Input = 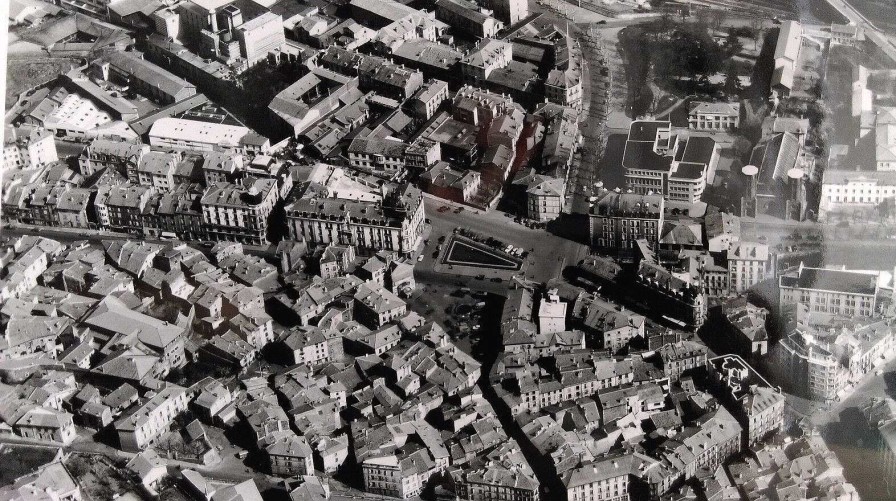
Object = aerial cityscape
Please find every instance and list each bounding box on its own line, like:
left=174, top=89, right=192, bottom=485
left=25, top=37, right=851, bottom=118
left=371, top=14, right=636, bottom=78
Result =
left=2, top=0, right=896, bottom=499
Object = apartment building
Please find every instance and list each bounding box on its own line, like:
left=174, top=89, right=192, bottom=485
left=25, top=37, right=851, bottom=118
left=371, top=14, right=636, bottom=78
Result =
left=3, top=127, right=58, bottom=171
left=435, top=0, right=503, bottom=39
left=659, top=340, right=707, bottom=382
left=135, top=151, right=180, bottom=190
left=286, top=184, right=425, bottom=256
left=78, top=139, right=149, bottom=178
left=116, top=384, right=190, bottom=451
left=526, top=176, right=565, bottom=222
left=588, top=191, right=665, bottom=252
left=354, top=282, right=408, bottom=328
left=201, top=178, right=279, bottom=245
left=94, top=184, right=154, bottom=234
left=459, top=39, right=512, bottom=84
left=482, top=0, right=528, bottom=24
left=347, top=137, right=407, bottom=173
left=564, top=455, right=632, bottom=501
left=727, top=242, right=770, bottom=294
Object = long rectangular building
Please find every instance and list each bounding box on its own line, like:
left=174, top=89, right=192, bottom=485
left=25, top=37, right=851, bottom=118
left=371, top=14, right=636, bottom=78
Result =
left=286, top=184, right=424, bottom=256
left=779, top=265, right=880, bottom=317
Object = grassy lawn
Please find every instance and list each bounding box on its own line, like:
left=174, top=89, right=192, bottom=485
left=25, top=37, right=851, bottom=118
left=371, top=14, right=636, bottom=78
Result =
left=5, top=58, right=72, bottom=110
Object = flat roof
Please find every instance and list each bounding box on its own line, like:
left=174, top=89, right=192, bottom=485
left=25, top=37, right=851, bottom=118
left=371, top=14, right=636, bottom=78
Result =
left=781, top=267, right=878, bottom=295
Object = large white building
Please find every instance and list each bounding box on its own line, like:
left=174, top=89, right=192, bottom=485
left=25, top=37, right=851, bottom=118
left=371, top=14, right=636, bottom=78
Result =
left=622, top=121, right=719, bottom=203
left=234, top=12, right=286, bottom=65
left=727, top=242, right=770, bottom=294
left=564, top=455, right=632, bottom=501
left=148, top=117, right=270, bottom=155
left=820, top=169, right=896, bottom=220
left=3, top=127, right=58, bottom=172
left=688, top=101, right=740, bottom=131
left=779, top=265, right=879, bottom=317
left=116, top=384, right=190, bottom=451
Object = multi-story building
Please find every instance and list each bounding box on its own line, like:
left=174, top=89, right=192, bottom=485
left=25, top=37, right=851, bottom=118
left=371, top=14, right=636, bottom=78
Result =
left=779, top=265, right=879, bottom=317
left=116, top=384, right=190, bottom=451
left=200, top=178, right=278, bottom=245
left=710, top=355, right=785, bottom=448
left=459, top=39, right=512, bottom=84
left=408, top=80, right=450, bottom=120
left=721, top=298, right=769, bottom=358
left=687, top=101, right=740, bottom=131
left=774, top=329, right=848, bottom=402
left=347, top=138, right=407, bottom=174
left=146, top=188, right=204, bottom=240
left=265, top=431, right=314, bottom=477
left=353, top=282, right=407, bottom=328
left=830, top=23, right=863, bottom=45
left=659, top=340, right=707, bottom=382
left=78, top=140, right=149, bottom=178
left=92, top=52, right=196, bottom=105
left=820, top=169, right=896, bottom=220
left=588, top=191, right=664, bottom=253
left=234, top=12, right=286, bottom=65
left=56, top=188, right=93, bottom=229
left=94, top=184, right=154, bottom=234
left=545, top=67, right=583, bottom=112
left=622, top=121, right=718, bottom=203
left=435, top=0, right=503, bottom=39
left=362, top=450, right=438, bottom=499
left=357, top=57, right=424, bottom=100
left=420, top=163, right=480, bottom=203
left=135, top=151, right=179, bottom=190
left=149, top=117, right=270, bottom=156
left=526, top=176, right=565, bottom=222
left=286, top=184, right=425, bottom=256
left=727, top=242, right=769, bottom=294
left=3, top=127, right=58, bottom=171
left=482, top=0, right=528, bottom=24
left=564, top=455, right=632, bottom=501
left=284, top=328, right=331, bottom=366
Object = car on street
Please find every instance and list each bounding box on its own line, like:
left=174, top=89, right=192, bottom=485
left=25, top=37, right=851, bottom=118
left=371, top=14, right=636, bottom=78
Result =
left=438, top=206, right=449, bottom=212
left=454, top=207, right=464, bottom=213
left=475, top=274, right=485, bottom=280
left=417, top=255, right=424, bottom=262
left=491, top=277, right=503, bottom=283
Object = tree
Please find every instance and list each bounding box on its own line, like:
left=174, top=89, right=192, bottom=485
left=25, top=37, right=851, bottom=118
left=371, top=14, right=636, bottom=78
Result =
left=710, top=10, right=727, bottom=31
left=723, top=33, right=744, bottom=58
left=723, top=60, right=742, bottom=96
left=748, top=17, right=764, bottom=50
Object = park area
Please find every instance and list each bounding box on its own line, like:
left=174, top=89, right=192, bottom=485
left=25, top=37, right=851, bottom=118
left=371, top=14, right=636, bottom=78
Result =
left=617, top=15, right=765, bottom=119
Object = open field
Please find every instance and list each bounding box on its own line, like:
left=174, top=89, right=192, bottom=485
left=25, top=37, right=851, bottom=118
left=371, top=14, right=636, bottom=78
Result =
left=5, top=58, right=71, bottom=110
